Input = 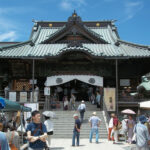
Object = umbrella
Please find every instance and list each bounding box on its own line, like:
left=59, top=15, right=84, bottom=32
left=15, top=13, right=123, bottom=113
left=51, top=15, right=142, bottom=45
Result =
left=0, top=97, right=20, bottom=111
left=0, top=97, right=5, bottom=109
left=140, top=101, right=150, bottom=109
left=121, top=109, right=136, bottom=115
left=42, top=111, right=56, bottom=118
left=20, top=105, right=32, bottom=112
left=0, top=97, right=31, bottom=112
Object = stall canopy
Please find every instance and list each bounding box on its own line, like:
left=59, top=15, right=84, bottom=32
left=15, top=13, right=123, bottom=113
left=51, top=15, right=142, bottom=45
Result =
left=45, top=75, right=103, bottom=87
left=0, top=97, right=31, bottom=112
left=140, top=101, right=150, bottom=109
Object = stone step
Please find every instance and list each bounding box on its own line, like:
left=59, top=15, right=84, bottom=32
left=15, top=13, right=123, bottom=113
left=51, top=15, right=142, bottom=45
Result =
left=44, top=102, right=108, bottom=138
left=53, top=134, right=108, bottom=138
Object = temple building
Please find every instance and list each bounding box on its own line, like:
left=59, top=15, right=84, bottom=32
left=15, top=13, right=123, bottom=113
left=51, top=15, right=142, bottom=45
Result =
left=0, top=11, right=150, bottom=112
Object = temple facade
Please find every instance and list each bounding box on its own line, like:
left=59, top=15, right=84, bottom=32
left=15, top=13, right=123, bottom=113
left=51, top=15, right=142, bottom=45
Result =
left=0, top=12, right=150, bottom=112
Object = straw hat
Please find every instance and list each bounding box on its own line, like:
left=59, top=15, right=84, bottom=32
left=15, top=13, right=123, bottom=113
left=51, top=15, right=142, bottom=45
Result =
left=73, top=114, right=78, bottom=117
left=92, top=112, right=97, bottom=116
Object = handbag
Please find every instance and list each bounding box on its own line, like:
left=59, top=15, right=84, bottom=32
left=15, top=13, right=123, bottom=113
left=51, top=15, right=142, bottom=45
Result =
left=47, top=131, right=53, bottom=135
left=17, top=125, right=26, bottom=133
left=132, top=125, right=137, bottom=144
left=132, top=133, right=136, bottom=144
left=9, top=131, right=18, bottom=150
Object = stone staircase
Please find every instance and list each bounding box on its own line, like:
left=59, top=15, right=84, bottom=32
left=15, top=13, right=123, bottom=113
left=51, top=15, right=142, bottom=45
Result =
left=50, top=102, right=108, bottom=138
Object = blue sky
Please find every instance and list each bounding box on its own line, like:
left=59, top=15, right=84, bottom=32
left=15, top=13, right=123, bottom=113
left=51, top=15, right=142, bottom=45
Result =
left=0, top=0, right=149, bottom=45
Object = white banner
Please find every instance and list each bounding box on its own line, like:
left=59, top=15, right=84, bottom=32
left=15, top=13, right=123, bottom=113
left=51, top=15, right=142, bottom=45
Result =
left=45, top=75, right=103, bottom=87
left=24, top=103, right=39, bottom=120
left=20, top=92, right=27, bottom=102
left=44, top=87, right=50, bottom=96
left=9, top=92, right=16, bottom=102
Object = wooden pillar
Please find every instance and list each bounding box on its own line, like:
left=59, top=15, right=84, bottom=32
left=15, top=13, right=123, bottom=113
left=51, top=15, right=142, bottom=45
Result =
left=115, top=59, right=119, bottom=115
left=32, top=59, right=35, bottom=102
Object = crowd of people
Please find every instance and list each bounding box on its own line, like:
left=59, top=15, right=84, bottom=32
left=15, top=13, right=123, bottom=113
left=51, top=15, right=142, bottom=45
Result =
left=0, top=110, right=54, bottom=150
left=108, top=113, right=150, bottom=149
left=1, top=108, right=150, bottom=150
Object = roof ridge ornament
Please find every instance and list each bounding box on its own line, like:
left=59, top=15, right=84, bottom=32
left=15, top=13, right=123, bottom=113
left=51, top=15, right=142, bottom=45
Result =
left=67, top=10, right=82, bottom=24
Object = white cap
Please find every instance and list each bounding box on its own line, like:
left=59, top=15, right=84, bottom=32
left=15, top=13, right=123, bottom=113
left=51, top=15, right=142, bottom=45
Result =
left=73, top=114, right=78, bottom=117
left=92, top=112, right=97, bottom=115
left=81, top=100, right=84, bottom=103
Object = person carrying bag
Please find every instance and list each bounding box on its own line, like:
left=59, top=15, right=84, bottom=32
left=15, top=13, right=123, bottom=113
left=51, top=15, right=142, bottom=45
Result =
left=9, top=131, right=18, bottom=150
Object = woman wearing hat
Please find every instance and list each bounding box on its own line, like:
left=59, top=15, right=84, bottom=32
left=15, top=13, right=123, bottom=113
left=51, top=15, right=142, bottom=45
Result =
left=127, top=115, right=135, bottom=144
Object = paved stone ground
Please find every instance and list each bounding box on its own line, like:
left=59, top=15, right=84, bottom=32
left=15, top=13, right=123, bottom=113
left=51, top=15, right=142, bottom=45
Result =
left=50, top=139, right=135, bottom=150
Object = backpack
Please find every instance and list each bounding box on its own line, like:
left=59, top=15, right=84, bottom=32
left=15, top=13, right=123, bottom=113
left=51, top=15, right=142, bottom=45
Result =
left=9, top=131, right=18, bottom=150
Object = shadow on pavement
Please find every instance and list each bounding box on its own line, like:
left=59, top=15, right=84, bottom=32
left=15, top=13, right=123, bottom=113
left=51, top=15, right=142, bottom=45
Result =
left=122, top=145, right=136, bottom=150
left=114, top=143, right=124, bottom=145
left=51, top=147, right=64, bottom=150
left=78, top=144, right=86, bottom=147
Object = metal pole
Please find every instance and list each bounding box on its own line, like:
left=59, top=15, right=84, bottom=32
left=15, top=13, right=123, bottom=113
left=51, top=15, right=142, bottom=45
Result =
left=116, top=59, right=118, bottom=115
left=20, top=111, right=24, bottom=145
left=32, top=59, right=35, bottom=102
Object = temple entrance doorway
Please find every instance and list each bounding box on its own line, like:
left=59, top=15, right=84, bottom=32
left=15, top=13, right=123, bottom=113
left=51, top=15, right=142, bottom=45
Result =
left=51, top=79, right=102, bottom=102
left=45, top=75, right=103, bottom=102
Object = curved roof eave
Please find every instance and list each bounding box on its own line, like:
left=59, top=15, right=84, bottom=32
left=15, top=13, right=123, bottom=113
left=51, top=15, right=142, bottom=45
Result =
left=0, top=40, right=32, bottom=50
left=118, top=39, right=149, bottom=49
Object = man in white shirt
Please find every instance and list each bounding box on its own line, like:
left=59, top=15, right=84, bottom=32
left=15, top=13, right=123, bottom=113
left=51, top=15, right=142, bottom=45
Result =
left=89, top=112, right=101, bottom=143
left=78, top=101, right=86, bottom=123
left=44, top=116, right=54, bottom=149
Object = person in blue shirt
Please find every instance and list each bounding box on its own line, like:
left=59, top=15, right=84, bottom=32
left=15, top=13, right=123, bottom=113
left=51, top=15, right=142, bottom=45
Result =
left=72, top=114, right=81, bottom=146
left=89, top=112, right=101, bottom=143
left=27, top=110, right=47, bottom=150
left=0, top=131, right=10, bottom=150
left=134, top=115, right=149, bottom=150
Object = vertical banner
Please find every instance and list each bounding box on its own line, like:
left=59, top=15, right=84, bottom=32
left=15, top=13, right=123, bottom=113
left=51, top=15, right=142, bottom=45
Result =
left=9, top=92, right=16, bottom=102
left=30, top=92, right=38, bottom=102
left=20, top=92, right=27, bottom=102
left=104, top=88, right=116, bottom=111
left=44, top=87, right=50, bottom=96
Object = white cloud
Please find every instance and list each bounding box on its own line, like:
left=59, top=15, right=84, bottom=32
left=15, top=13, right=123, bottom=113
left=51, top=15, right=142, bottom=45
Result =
left=60, top=0, right=86, bottom=11
left=124, top=1, right=143, bottom=20
left=0, top=31, right=17, bottom=41
left=0, top=6, right=35, bottom=42
left=61, top=0, right=72, bottom=10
